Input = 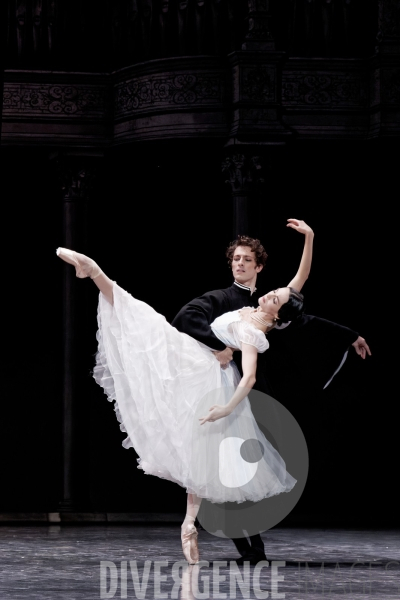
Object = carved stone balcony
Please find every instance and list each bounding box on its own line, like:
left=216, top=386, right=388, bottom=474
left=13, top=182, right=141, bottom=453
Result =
left=1, top=0, right=399, bottom=145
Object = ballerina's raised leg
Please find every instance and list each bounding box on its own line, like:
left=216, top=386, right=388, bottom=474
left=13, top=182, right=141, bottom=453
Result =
left=57, top=248, right=202, bottom=564
left=56, top=248, right=114, bottom=305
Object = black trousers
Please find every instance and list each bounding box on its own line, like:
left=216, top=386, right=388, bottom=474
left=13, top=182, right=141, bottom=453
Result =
left=231, top=533, right=265, bottom=557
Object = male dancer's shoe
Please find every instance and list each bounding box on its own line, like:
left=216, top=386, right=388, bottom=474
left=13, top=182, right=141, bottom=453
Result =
left=232, top=534, right=267, bottom=564
left=56, top=248, right=102, bottom=279
left=235, top=551, right=268, bottom=565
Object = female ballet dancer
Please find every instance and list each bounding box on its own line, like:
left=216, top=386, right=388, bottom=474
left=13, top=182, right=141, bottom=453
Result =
left=56, top=219, right=312, bottom=564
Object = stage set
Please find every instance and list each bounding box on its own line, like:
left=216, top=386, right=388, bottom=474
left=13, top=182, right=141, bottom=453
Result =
left=1, top=0, right=399, bottom=598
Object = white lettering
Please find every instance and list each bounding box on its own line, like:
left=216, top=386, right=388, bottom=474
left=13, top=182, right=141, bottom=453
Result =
left=212, top=561, right=228, bottom=599
left=253, top=560, right=269, bottom=599
left=154, top=560, right=169, bottom=599
left=100, top=561, right=118, bottom=599
left=170, top=561, right=187, bottom=599
left=271, top=561, right=285, bottom=599
left=192, top=561, right=210, bottom=599
left=129, top=560, right=151, bottom=600
left=120, top=561, right=127, bottom=599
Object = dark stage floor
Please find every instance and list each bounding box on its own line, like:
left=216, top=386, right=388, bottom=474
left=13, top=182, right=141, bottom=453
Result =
left=1, top=525, right=399, bottom=599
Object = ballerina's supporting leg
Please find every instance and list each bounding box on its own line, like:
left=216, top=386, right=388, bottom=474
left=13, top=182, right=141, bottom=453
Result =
left=181, top=493, right=202, bottom=564
left=56, top=248, right=114, bottom=305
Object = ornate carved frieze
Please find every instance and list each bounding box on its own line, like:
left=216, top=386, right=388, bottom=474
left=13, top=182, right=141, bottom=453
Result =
left=282, top=70, right=365, bottom=108
left=241, top=66, right=275, bottom=102
left=369, top=63, right=381, bottom=108
left=228, top=51, right=289, bottom=138
left=1, top=53, right=397, bottom=144
left=382, top=68, right=400, bottom=103
left=3, top=83, right=107, bottom=118
left=114, top=72, right=223, bottom=119
left=378, top=0, right=400, bottom=37
left=221, top=154, right=264, bottom=193
left=53, top=154, right=102, bottom=200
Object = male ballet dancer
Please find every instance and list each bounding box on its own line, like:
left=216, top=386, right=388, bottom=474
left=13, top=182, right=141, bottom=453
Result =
left=171, top=230, right=370, bottom=563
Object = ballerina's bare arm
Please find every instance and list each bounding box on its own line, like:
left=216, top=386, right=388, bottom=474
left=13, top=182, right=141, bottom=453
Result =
left=284, top=223, right=372, bottom=360
left=199, top=343, right=258, bottom=425
left=286, top=218, right=314, bottom=292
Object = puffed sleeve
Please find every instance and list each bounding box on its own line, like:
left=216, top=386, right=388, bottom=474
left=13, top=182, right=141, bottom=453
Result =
left=229, top=320, right=269, bottom=353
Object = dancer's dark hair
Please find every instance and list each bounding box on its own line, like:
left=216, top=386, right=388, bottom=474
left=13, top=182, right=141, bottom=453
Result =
left=226, top=236, right=268, bottom=268
left=276, top=287, right=304, bottom=325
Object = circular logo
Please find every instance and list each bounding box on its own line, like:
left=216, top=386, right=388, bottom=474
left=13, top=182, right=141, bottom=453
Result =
left=191, top=386, right=309, bottom=538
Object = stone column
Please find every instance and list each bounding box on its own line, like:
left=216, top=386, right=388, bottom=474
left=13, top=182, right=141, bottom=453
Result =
left=54, top=152, right=100, bottom=512
left=224, top=0, right=289, bottom=238
left=228, top=0, right=289, bottom=141
left=371, top=0, right=400, bottom=137
left=222, top=153, right=265, bottom=238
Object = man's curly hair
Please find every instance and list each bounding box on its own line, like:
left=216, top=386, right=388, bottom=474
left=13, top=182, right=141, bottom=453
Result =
left=226, top=235, right=268, bottom=268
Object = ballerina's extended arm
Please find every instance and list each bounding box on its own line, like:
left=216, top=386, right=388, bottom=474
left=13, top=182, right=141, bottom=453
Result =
left=285, top=218, right=314, bottom=292
left=199, top=343, right=258, bottom=425
left=283, top=223, right=371, bottom=358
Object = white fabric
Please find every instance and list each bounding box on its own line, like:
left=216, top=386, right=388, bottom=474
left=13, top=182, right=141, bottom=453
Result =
left=211, top=310, right=269, bottom=352
left=323, top=350, right=349, bottom=389
left=93, top=283, right=296, bottom=504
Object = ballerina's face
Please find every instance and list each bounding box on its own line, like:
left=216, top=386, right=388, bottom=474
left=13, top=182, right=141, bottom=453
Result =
left=258, top=288, right=290, bottom=317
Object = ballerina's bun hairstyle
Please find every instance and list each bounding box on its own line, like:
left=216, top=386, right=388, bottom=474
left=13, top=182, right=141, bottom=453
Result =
left=226, top=235, right=268, bottom=268
left=276, top=287, right=304, bottom=325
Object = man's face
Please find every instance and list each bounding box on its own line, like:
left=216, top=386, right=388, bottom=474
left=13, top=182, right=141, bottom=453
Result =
left=231, top=245, right=263, bottom=285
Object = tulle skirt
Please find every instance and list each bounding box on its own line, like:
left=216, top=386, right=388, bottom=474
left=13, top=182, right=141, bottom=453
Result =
left=93, top=283, right=296, bottom=503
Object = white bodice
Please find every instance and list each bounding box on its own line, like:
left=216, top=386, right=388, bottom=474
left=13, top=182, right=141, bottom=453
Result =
left=211, top=309, right=269, bottom=353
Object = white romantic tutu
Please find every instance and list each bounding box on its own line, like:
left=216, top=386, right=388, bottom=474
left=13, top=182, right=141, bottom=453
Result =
left=93, top=283, right=296, bottom=504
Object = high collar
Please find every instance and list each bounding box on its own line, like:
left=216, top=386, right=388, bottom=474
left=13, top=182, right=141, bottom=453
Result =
left=233, top=281, right=257, bottom=296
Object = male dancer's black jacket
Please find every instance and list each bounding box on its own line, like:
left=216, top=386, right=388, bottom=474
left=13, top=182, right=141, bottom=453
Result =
left=171, top=282, right=358, bottom=559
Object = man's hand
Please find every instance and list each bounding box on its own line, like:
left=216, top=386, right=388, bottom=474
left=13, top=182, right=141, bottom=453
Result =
left=352, top=336, right=371, bottom=359
left=213, top=347, right=234, bottom=368
left=199, top=404, right=231, bottom=425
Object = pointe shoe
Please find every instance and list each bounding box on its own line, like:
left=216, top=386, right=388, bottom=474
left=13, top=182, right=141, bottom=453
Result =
left=181, top=518, right=199, bottom=565
left=56, top=248, right=102, bottom=279
left=190, top=528, right=200, bottom=564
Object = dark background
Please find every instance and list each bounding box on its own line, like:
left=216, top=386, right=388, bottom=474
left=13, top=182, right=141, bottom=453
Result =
left=0, top=136, right=394, bottom=525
